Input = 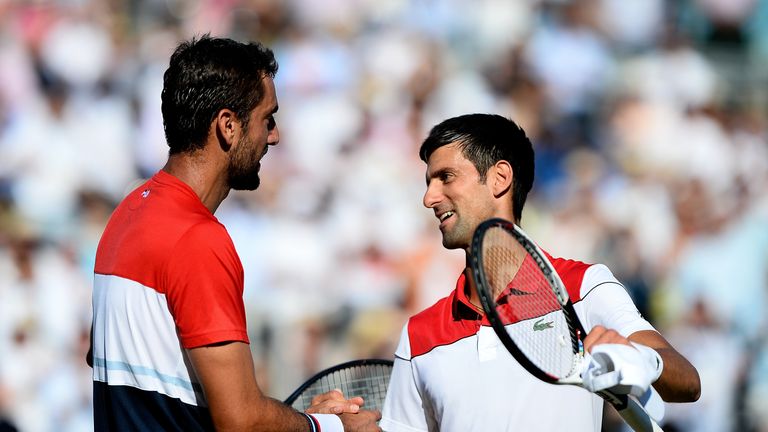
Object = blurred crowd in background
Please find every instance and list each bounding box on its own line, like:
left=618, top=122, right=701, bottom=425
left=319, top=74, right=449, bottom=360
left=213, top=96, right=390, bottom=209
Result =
left=0, top=0, right=767, bottom=431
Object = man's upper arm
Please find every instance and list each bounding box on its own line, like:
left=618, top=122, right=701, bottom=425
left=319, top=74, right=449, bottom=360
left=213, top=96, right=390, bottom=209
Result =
left=380, top=324, right=429, bottom=432
left=165, top=223, right=249, bottom=349
left=579, top=264, right=654, bottom=336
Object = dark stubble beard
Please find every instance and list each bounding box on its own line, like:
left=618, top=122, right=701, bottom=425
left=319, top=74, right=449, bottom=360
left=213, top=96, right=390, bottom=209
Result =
left=441, top=215, right=472, bottom=250
left=227, top=133, right=262, bottom=191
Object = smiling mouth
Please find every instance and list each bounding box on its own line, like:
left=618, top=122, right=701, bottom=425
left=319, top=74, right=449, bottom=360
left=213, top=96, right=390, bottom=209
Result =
left=437, top=211, right=455, bottom=230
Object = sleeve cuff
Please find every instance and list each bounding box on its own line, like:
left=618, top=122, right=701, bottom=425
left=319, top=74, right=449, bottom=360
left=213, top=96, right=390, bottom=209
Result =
left=308, top=413, right=344, bottom=432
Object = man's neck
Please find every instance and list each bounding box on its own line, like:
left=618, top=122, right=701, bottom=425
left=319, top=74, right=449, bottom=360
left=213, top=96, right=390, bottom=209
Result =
left=462, top=264, right=485, bottom=313
left=162, top=153, right=229, bottom=214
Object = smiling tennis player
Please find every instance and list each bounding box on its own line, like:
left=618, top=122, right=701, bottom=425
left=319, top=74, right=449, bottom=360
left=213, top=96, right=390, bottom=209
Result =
left=380, top=114, right=700, bottom=432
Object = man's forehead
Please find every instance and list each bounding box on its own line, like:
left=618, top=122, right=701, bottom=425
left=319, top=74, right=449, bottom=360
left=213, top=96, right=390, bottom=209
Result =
left=427, top=142, right=466, bottom=166
left=259, top=77, right=278, bottom=111
left=426, top=145, right=476, bottom=180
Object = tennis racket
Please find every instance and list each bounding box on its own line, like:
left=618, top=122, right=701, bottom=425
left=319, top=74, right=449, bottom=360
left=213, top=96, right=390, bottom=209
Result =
left=469, top=218, right=663, bottom=432
left=285, top=359, right=394, bottom=412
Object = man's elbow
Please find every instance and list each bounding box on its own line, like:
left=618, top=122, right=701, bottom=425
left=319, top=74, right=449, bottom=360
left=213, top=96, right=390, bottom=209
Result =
left=657, top=369, right=701, bottom=403
left=681, top=366, right=702, bottom=402
left=686, top=372, right=702, bottom=402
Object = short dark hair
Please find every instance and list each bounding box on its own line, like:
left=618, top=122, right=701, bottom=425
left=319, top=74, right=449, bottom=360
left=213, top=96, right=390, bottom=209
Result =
left=419, top=114, right=535, bottom=222
left=161, top=35, right=278, bottom=154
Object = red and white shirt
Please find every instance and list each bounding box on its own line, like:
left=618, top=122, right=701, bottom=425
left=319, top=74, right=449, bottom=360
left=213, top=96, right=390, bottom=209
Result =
left=380, top=257, right=654, bottom=432
left=91, top=170, right=248, bottom=430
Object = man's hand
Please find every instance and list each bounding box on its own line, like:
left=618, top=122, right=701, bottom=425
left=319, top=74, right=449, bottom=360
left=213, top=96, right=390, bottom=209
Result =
left=581, top=326, right=663, bottom=396
left=339, top=410, right=382, bottom=432
left=582, top=343, right=661, bottom=397
left=306, top=389, right=364, bottom=414
left=583, top=325, right=631, bottom=352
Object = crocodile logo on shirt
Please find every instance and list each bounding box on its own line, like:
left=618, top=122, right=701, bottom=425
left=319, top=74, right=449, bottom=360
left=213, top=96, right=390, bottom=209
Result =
left=533, top=318, right=554, bottom=331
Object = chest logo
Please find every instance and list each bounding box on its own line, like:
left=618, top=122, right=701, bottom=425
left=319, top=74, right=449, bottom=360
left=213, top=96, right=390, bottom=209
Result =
left=533, top=318, right=554, bottom=331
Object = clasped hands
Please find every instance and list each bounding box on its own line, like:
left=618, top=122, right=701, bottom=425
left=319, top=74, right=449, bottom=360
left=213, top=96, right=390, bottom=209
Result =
left=306, top=389, right=365, bottom=415
left=306, top=389, right=382, bottom=431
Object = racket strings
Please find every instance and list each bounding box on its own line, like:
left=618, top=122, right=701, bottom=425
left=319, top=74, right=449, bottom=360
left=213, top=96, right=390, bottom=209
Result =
left=481, top=227, right=578, bottom=379
left=292, top=364, right=392, bottom=412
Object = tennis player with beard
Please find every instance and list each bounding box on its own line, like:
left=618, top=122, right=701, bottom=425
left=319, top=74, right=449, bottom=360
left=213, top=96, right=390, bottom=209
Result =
left=88, top=35, right=380, bottom=432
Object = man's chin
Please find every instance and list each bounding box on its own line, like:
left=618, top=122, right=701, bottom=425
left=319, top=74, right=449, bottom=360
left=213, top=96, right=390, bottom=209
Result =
left=441, top=236, right=465, bottom=250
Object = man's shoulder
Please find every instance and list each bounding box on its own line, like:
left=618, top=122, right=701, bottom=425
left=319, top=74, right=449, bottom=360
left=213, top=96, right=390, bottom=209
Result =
left=406, top=294, right=477, bottom=358
left=547, top=254, right=622, bottom=303
left=95, top=177, right=230, bottom=280
left=108, top=174, right=224, bottom=239
left=410, top=293, right=453, bottom=324
left=547, top=254, right=594, bottom=302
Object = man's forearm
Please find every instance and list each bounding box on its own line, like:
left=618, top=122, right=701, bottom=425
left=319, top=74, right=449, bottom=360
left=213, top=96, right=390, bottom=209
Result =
left=653, top=347, right=701, bottom=402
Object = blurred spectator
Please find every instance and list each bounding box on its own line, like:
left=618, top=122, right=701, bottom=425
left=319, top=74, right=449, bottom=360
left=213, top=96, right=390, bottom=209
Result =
left=0, top=0, right=766, bottom=430
left=663, top=300, right=744, bottom=432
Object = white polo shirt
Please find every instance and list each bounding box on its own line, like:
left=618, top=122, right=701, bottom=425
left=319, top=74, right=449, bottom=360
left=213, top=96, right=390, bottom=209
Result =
left=381, top=256, right=655, bottom=432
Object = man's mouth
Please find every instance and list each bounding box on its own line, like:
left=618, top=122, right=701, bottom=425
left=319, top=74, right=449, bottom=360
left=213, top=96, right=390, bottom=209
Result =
left=438, top=211, right=455, bottom=225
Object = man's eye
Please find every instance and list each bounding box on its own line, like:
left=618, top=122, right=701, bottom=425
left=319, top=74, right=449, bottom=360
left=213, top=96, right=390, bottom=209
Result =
left=267, top=115, right=276, bottom=130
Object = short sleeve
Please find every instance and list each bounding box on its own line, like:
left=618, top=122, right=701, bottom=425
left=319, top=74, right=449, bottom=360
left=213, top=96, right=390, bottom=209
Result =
left=579, top=264, right=656, bottom=337
left=164, top=222, right=249, bottom=348
left=381, top=324, right=430, bottom=432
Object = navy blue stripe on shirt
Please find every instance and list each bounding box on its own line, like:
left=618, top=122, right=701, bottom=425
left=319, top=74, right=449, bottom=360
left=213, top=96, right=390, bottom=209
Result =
left=93, top=381, right=213, bottom=431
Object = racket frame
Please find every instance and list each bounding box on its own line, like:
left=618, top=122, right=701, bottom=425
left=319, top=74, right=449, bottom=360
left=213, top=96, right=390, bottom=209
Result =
left=284, top=358, right=394, bottom=410
left=471, top=218, right=586, bottom=383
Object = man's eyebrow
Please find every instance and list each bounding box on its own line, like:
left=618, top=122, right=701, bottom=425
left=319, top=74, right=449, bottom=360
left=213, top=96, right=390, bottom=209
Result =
left=271, top=104, right=279, bottom=114
left=425, top=167, right=450, bottom=185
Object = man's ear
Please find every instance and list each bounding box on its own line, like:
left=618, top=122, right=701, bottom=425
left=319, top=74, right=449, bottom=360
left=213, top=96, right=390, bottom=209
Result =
left=490, top=160, right=513, bottom=198
left=214, top=109, right=238, bottom=150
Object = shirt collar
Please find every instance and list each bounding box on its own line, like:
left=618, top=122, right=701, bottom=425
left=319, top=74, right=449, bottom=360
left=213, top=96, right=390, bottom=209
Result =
left=451, top=271, right=483, bottom=321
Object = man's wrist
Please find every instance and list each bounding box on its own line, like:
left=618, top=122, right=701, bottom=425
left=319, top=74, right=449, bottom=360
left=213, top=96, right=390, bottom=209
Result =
left=305, top=413, right=345, bottom=432
left=302, top=413, right=318, bottom=432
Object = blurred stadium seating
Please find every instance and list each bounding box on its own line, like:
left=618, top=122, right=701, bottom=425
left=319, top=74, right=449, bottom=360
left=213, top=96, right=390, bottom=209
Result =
left=0, top=1, right=767, bottom=430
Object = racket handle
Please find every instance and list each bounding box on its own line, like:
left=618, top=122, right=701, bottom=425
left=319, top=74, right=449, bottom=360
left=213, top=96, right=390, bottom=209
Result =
left=615, top=395, right=664, bottom=432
